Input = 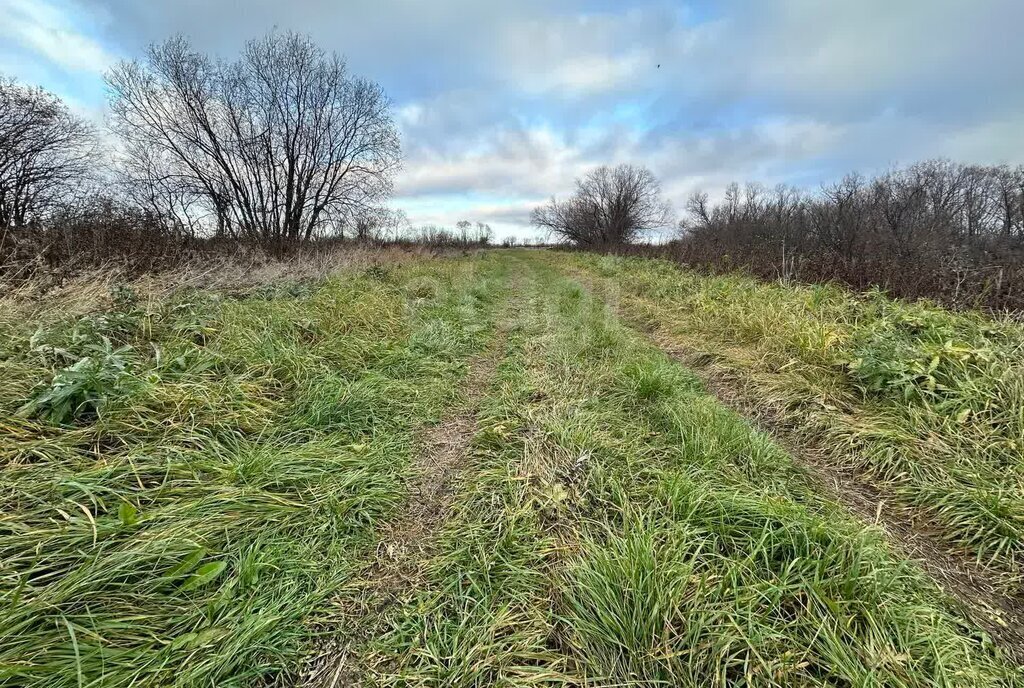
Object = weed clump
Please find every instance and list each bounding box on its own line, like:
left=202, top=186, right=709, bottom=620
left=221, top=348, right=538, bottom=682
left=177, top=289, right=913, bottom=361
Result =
left=18, top=338, right=139, bottom=424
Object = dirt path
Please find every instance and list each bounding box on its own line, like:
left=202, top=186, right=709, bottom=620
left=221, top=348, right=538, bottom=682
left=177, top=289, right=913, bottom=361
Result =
left=301, top=288, right=519, bottom=687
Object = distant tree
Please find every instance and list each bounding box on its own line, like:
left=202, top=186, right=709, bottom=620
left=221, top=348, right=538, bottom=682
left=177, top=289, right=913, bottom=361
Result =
left=379, top=208, right=410, bottom=243
left=994, top=165, right=1024, bottom=239
left=813, top=173, right=870, bottom=265
left=107, top=31, right=401, bottom=247
left=475, top=221, right=493, bottom=245
left=0, top=77, right=96, bottom=228
left=532, top=164, right=672, bottom=247
left=350, top=206, right=409, bottom=243
left=683, top=191, right=712, bottom=232
left=872, top=168, right=927, bottom=258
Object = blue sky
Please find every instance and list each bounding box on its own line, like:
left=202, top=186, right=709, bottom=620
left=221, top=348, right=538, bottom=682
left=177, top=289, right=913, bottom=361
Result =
left=2, top=0, right=1023, bottom=240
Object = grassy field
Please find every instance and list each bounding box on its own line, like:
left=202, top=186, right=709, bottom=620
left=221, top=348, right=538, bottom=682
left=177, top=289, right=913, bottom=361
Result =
left=552, top=253, right=1024, bottom=592
left=2, top=249, right=1022, bottom=686
left=0, top=255, right=511, bottom=686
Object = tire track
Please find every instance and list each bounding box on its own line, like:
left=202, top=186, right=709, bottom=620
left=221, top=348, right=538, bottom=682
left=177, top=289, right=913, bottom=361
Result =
left=652, top=333, right=1024, bottom=666
left=301, top=280, right=522, bottom=687
left=572, top=270, right=1024, bottom=666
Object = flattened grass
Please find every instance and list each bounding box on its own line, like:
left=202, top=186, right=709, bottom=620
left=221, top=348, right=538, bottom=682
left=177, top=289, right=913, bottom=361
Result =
left=0, top=255, right=510, bottom=686
left=374, top=256, right=1020, bottom=686
left=370, top=273, right=567, bottom=685
left=554, top=251, right=1024, bottom=590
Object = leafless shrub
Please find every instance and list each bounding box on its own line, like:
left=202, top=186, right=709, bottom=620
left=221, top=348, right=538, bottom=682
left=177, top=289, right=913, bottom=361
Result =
left=403, top=220, right=494, bottom=249
left=670, top=160, right=1024, bottom=309
left=532, top=164, right=673, bottom=247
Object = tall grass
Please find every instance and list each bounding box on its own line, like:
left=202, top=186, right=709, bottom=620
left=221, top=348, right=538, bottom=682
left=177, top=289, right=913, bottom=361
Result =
left=5, top=249, right=1020, bottom=686
left=369, top=268, right=568, bottom=684
left=372, top=255, right=1019, bottom=686
left=557, top=251, right=1024, bottom=590
left=0, top=255, right=510, bottom=686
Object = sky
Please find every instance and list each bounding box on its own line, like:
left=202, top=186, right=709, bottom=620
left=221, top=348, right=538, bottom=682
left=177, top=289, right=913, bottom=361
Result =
left=2, top=0, right=1023, bottom=241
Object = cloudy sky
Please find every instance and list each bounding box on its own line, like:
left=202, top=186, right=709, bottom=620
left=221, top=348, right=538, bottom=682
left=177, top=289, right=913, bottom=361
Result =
left=2, top=0, right=1022, bottom=239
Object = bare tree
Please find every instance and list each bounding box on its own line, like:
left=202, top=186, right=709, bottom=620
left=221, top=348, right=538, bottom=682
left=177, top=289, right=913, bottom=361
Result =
left=107, top=32, right=401, bottom=247
left=532, top=164, right=672, bottom=247
left=531, top=191, right=602, bottom=246
left=475, top=221, right=493, bottom=245
left=813, top=173, right=869, bottom=265
left=994, top=165, right=1024, bottom=239
left=683, top=191, right=712, bottom=232
left=872, top=168, right=926, bottom=257
left=0, top=77, right=96, bottom=228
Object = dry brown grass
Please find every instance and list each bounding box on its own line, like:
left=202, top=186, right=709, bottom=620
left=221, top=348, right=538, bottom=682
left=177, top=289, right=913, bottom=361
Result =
left=0, top=243, right=424, bottom=319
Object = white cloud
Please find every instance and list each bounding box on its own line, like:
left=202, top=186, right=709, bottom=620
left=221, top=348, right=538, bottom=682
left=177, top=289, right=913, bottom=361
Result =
left=527, top=52, right=648, bottom=95
left=395, top=103, right=425, bottom=127
left=391, top=112, right=847, bottom=240
left=396, top=125, right=585, bottom=198
left=0, top=0, right=117, bottom=75
left=393, top=196, right=544, bottom=240
left=941, top=114, right=1024, bottom=165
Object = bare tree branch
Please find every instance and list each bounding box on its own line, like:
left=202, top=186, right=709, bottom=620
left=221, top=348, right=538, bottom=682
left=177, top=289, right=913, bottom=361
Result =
left=106, top=31, right=401, bottom=247
left=0, top=77, right=96, bottom=228
left=532, top=164, right=673, bottom=247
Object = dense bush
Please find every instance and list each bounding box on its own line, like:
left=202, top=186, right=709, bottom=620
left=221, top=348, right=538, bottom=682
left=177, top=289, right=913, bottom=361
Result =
left=658, top=160, right=1024, bottom=309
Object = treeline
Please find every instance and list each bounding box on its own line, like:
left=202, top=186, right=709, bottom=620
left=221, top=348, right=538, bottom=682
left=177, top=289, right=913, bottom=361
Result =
left=1, top=31, right=424, bottom=280
left=672, top=160, right=1024, bottom=308
left=534, top=160, right=1024, bottom=309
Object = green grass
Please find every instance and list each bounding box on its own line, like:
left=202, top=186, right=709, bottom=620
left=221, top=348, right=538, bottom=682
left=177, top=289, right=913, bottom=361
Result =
left=0, top=255, right=511, bottom=686
left=551, top=251, right=1024, bottom=591
left=3, top=249, right=1021, bottom=687
left=370, top=255, right=1019, bottom=687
